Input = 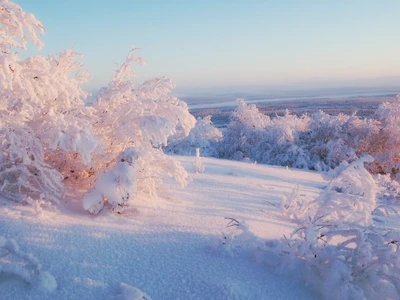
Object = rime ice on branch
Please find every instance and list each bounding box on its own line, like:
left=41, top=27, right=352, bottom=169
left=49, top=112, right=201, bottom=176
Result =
left=0, top=1, right=195, bottom=212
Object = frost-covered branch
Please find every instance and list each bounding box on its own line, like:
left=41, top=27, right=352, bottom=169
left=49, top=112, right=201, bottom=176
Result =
left=0, top=0, right=44, bottom=52
left=0, top=2, right=195, bottom=213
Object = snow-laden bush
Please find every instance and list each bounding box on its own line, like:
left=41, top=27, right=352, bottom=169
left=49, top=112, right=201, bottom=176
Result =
left=0, top=1, right=94, bottom=203
left=212, top=157, right=400, bottom=299
left=0, top=236, right=57, bottom=292
left=372, top=95, right=400, bottom=177
left=256, top=110, right=311, bottom=168
left=165, top=115, right=222, bottom=157
left=320, top=156, right=376, bottom=226
left=83, top=148, right=137, bottom=214
left=210, top=218, right=262, bottom=258
left=370, top=173, right=400, bottom=223
left=281, top=183, right=313, bottom=222
left=303, top=111, right=380, bottom=171
left=277, top=156, right=400, bottom=299
left=217, top=99, right=271, bottom=160
left=0, top=1, right=195, bottom=213
left=279, top=221, right=400, bottom=299
left=84, top=48, right=195, bottom=213
left=218, top=99, right=381, bottom=172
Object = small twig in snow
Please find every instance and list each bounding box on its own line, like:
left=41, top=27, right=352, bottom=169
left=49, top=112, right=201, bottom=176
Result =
left=264, top=200, right=276, bottom=207
left=225, top=217, right=240, bottom=227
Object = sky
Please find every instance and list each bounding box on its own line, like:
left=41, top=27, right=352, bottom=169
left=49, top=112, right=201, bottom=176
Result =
left=14, top=0, right=400, bottom=94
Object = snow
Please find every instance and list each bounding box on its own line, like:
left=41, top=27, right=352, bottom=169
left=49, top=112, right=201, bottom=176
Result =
left=38, top=272, right=57, bottom=293
left=0, top=156, right=326, bottom=299
left=82, top=189, right=104, bottom=215
left=2, top=2, right=400, bottom=299
left=111, top=282, right=152, bottom=300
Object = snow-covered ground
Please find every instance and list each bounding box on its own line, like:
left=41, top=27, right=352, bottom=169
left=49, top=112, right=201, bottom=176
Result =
left=0, top=156, right=327, bottom=300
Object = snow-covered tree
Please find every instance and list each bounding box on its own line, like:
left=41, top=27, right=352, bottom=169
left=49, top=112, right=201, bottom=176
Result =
left=258, top=110, right=310, bottom=168
left=218, top=99, right=381, bottom=172
left=83, top=47, right=196, bottom=213
left=218, top=99, right=271, bottom=160
left=165, top=115, right=222, bottom=156
left=373, top=95, right=400, bottom=177
left=0, top=1, right=96, bottom=203
left=0, top=0, right=44, bottom=52
left=0, top=1, right=196, bottom=213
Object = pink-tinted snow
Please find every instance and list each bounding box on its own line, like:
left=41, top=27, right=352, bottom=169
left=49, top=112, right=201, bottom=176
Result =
left=0, top=157, right=326, bottom=299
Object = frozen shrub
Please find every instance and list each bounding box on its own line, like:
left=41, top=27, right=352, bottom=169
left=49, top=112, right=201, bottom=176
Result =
left=232, top=98, right=271, bottom=129
left=281, top=184, right=315, bottom=222
left=275, top=157, right=400, bottom=299
left=0, top=1, right=95, bottom=202
left=194, top=148, right=205, bottom=173
left=279, top=216, right=400, bottom=299
left=165, top=115, right=222, bottom=156
left=319, top=156, right=376, bottom=226
left=214, top=157, right=395, bottom=299
left=304, top=111, right=380, bottom=171
left=372, top=95, right=400, bottom=177
left=218, top=99, right=271, bottom=160
left=83, top=148, right=138, bottom=214
left=218, top=99, right=381, bottom=172
left=83, top=47, right=195, bottom=213
left=0, top=126, right=64, bottom=203
left=0, top=1, right=196, bottom=213
left=210, top=218, right=262, bottom=258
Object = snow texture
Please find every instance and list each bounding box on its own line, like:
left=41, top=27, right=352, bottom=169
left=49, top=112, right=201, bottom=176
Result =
left=0, top=235, right=57, bottom=293
left=0, top=156, right=324, bottom=299
left=110, top=282, right=151, bottom=300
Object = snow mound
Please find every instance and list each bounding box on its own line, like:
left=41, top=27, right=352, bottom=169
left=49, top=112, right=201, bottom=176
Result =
left=110, top=282, right=151, bottom=300
left=0, top=236, right=57, bottom=292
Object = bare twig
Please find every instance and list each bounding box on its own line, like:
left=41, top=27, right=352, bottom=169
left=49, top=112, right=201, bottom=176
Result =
left=224, top=217, right=240, bottom=227
left=264, top=200, right=276, bottom=207
left=283, top=234, right=291, bottom=248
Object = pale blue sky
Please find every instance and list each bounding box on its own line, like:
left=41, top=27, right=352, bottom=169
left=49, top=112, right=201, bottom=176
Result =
left=16, top=0, right=400, bottom=93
